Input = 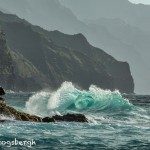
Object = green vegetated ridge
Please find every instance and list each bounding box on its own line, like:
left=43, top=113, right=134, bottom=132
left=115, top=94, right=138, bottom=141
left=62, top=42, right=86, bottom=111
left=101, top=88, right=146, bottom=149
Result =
left=0, top=11, right=134, bottom=93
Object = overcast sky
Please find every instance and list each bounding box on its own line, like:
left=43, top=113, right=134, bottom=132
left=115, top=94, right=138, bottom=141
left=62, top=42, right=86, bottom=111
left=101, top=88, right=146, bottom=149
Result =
left=129, top=0, right=150, bottom=4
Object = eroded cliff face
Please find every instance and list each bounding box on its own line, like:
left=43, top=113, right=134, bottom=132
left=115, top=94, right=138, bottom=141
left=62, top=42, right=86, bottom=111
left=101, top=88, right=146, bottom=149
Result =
left=37, top=30, right=134, bottom=93
left=0, top=21, right=114, bottom=91
left=0, top=11, right=134, bottom=93
left=0, top=26, right=113, bottom=92
left=0, top=29, right=50, bottom=91
left=0, top=30, right=15, bottom=89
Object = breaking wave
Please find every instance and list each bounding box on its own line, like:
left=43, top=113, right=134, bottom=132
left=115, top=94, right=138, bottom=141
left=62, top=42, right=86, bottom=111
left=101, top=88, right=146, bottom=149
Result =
left=25, top=82, right=134, bottom=116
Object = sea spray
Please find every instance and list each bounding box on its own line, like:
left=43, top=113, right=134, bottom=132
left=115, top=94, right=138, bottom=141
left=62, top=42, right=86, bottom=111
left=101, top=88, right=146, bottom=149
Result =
left=47, top=82, right=79, bottom=110
left=0, top=115, right=15, bottom=121
left=25, top=82, right=134, bottom=116
left=25, top=91, right=51, bottom=116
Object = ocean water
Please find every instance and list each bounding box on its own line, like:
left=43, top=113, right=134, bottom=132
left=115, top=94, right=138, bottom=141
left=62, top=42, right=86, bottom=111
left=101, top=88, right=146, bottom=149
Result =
left=1, top=82, right=150, bottom=150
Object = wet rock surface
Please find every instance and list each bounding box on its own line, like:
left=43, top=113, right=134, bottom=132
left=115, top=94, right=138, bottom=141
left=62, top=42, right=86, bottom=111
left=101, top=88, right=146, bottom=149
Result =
left=42, top=114, right=88, bottom=123
left=0, top=100, right=88, bottom=123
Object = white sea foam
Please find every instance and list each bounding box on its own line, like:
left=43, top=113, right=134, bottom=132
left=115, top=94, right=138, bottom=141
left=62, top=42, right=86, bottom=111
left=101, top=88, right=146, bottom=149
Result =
left=25, top=82, right=134, bottom=116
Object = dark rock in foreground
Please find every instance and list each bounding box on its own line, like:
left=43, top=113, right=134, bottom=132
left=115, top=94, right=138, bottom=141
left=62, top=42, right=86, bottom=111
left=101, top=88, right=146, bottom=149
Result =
left=0, top=102, right=42, bottom=122
left=42, top=114, right=88, bottom=123
left=0, top=87, right=5, bottom=95
left=0, top=101, right=88, bottom=123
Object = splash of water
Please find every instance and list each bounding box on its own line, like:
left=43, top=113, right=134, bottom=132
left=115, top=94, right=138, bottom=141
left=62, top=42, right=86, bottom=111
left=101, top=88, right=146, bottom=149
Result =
left=25, top=82, right=134, bottom=116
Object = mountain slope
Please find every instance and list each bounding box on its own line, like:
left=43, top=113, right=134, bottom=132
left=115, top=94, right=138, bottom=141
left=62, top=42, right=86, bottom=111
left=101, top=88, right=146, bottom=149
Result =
left=0, top=11, right=134, bottom=93
left=85, top=18, right=150, bottom=93
left=0, top=22, right=114, bottom=91
left=61, top=0, right=150, bottom=32
left=34, top=29, right=134, bottom=93
left=0, top=0, right=87, bottom=34
left=60, top=0, right=150, bottom=94
left=0, top=0, right=145, bottom=93
left=0, top=29, right=50, bottom=91
left=0, top=30, right=14, bottom=89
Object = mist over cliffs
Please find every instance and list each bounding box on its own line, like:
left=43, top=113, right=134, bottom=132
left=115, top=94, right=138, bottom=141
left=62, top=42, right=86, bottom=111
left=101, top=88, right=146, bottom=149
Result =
left=0, top=0, right=86, bottom=34
left=61, top=0, right=150, bottom=32
left=60, top=0, right=150, bottom=94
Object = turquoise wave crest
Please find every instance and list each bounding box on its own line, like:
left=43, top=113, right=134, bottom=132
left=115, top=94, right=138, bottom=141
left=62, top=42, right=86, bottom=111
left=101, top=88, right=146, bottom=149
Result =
left=25, top=82, right=134, bottom=116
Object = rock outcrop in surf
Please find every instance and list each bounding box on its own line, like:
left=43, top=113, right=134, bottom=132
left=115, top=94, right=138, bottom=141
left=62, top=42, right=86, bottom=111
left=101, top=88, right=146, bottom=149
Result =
left=0, top=86, right=5, bottom=95
left=0, top=99, right=88, bottom=123
left=42, top=114, right=88, bottom=123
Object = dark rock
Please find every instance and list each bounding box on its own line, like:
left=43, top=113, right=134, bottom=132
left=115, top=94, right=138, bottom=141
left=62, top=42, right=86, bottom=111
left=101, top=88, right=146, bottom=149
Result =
left=20, top=114, right=29, bottom=121
left=30, top=115, right=42, bottom=122
left=42, top=117, right=55, bottom=123
left=0, top=87, right=5, bottom=95
left=0, top=103, right=40, bottom=122
left=52, top=115, right=64, bottom=121
left=0, top=120, right=5, bottom=123
left=52, top=113, right=88, bottom=123
left=0, top=102, right=88, bottom=123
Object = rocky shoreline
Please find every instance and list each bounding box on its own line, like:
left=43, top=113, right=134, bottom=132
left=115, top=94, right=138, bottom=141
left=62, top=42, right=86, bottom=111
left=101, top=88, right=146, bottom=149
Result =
left=0, top=100, right=88, bottom=123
